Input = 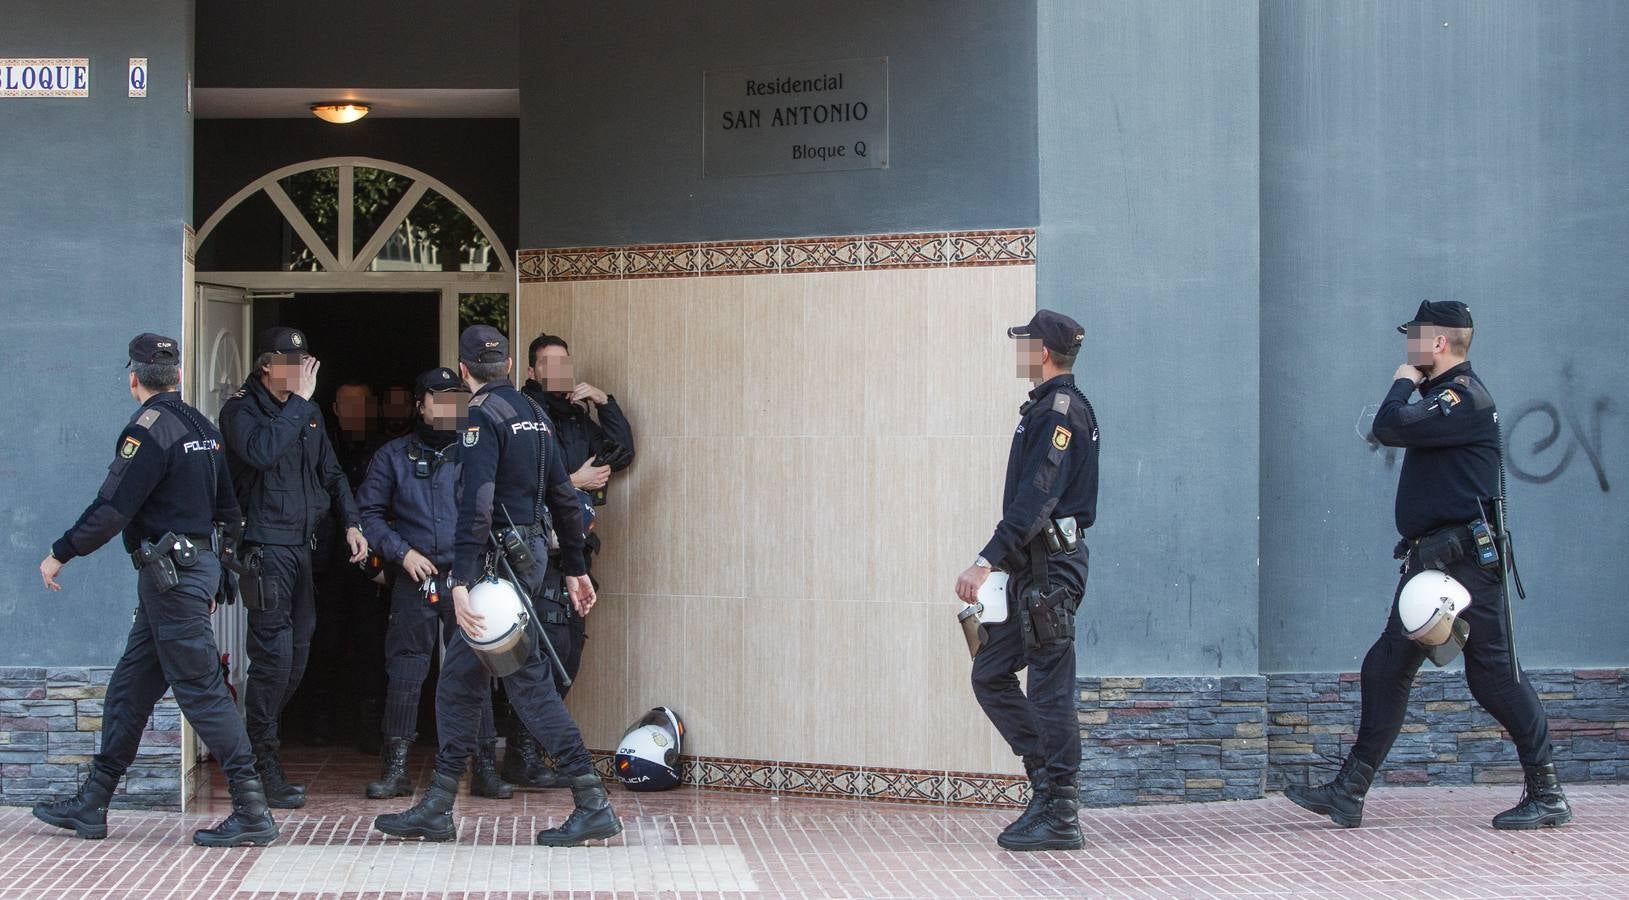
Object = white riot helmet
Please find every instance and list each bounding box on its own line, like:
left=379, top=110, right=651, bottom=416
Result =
left=1398, top=569, right=1471, bottom=665
left=462, top=576, right=534, bottom=677
left=615, top=707, right=684, bottom=791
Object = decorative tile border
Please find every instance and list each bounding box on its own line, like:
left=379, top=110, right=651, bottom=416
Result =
left=586, top=750, right=1029, bottom=808
left=517, top=228, right=1036, bottom=282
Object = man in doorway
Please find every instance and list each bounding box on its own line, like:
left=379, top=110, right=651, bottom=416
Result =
left=1284, top=301, right=1570, bottom=831
left=955, top=309, right=1099, bottom=852
left=33, top=333, right=277, bottom=847
left=220, top=327, right=369, bottom=809
left=374, top=326, right=619, bottom=846
left=357, top=366, right=511, bottom=801
left=504, top=332, right=635, bottom=788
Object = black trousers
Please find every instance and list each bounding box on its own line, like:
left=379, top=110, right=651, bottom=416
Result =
left=1351, top=552, right=1553, bottom=769
left=95, top=551, right=258, bottom=787
left=971, top=547, right=1088, bottom=789
left=382, top=573, right=494, bottom=741
left=435, top=542, right=592, bottom=780
left=243, top=542, right=315, bottom=750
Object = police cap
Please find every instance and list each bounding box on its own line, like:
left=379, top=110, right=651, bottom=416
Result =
left=127, top=332, right=180, bottom=366
left=1007, top=309, right=1085, bottom=356
left=414, top=366, right=468, bottom=398
left=459, top=325, right=509, bottom=364
left=1397, top=300, right=1473, bottom=334
left=257, top=326, right=310, bottom=356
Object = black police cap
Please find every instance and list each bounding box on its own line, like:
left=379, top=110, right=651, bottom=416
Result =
left=257, top=326, right=310, bottom=356
left=414, top=366, right=468, bottom=397
left=1007, top=309, right=1085, bottom=355
left=1398, top=300, right=1473, bottom=334
left=127, top=332, right=180, bottom=366
left=459, top=325, right=509, bottom=364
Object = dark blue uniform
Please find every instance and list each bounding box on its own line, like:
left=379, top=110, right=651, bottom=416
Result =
left=440, top=381, right=591, bottom=781
left=972, top=374, right=1100, bottom=791
left=1352, top=363, right=1552, bottom=769
left=219, top=375, right=360, bottom=752
left=52, top=392, right=259, bottom=789
left=357, top=430, right=496, bottom=742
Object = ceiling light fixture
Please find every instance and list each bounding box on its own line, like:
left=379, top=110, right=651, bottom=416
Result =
left=310, top=102, right=370, bottom=124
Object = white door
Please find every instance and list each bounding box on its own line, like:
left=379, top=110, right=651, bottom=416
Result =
left=188, top=285, right=252, bottom=792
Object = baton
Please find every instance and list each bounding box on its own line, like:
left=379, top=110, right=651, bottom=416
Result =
left=489, top=533, right=572, bottom=689
left=1491, top=494, right=1520, bottom=685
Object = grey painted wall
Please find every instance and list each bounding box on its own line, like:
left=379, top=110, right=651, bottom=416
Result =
left=1260, top=1, right=1629, bottom=671
left=519, top=0, right=1038, bottom=247
left=1037, top=1, right=1263, bottom=675
left=195, top=0, right=516, bottom=89
left=0, top=1, right=195, bottom=666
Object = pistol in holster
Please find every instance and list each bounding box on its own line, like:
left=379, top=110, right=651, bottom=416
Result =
left=222, top=543, right=268, bottom=610
left=1020, top=519, right=1081, bottom=649
left=131, top=532, right=199, bottom=594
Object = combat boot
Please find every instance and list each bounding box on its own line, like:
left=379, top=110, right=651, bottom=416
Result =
left=997, top=784, right=1084, bottom=851
left=32, top=768, right=118, bottom=840
left=500, top=729, right=549, bottom=786
left=1285, top=755, right=1375, bottom=828
left=254, top=745, right=306, bottom=809
left=1493, top=763, right=1573, bottom=830
left=193, top=778, right=279, bottom=847
left=998, top=764, right=1051, bottom=846
left=535, top=772, right=622, bottom=846
left=470, top=739, right=514, bottom=799
left=366, top=737, right=414, bottom=799
left=374, top=770, right=459, bottom=841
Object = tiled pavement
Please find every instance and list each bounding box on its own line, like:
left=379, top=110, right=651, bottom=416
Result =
left=2, top=748, right=1627, bottom=898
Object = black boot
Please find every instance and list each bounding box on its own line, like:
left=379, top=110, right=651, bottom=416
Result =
left=470, top=739, right=514, bottom=799
left=374, top=770, right=459, bottom=841
left=997, top=784, right=1083, bottom=851
left=366, top=737, right=414, bottom=800
left=193, top=778, right=280, bottom=847
left=535, top=773, right=622, bottom=846
left=1493, top=762, right=1573, bottom=830
left=1285, top=756, right=1376, bottom=828
left=254, top=745, right=307, bottom=809
left=32, top=768, right=117, bottom=840
left=998, top=766, right=1051, bottom=845
left=502, top=730, right=570, bottom=788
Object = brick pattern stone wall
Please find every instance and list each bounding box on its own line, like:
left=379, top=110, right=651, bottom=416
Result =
left=0, top=667, right=182, bottom=810
left=1077, top=676, right=1268, bottom=807
left=1267, top=668, right=1629, bottom=791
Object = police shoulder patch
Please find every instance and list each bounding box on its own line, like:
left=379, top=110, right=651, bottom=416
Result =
left=119, top=436, right=141, bottom=459
left=1052, top=425, right=1072, bottom=451
left=1437, top=388, right=1461, bottom=409
left=134, top=408, right=162, bottom=430
left=462, top=427, right=480, bottom=447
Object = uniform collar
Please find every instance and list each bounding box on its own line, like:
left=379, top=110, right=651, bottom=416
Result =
left=140, top=390, right=179, bottom=409
left=474, top=380, right=507, bottom=398
left=1027, top=373, right=1076, bottom=402
left=1423, top=361, right=1473, bottom=392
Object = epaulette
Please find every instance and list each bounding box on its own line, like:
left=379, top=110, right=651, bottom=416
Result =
left=130, top=406, right=189, bottom=449
left=1052, top=392, right=1071, bottom=415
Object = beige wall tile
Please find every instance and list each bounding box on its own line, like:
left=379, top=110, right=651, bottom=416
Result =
left=861, top=267, right=995, bottom=438
left=562, top=280, right=631, bottom=398
left=678, top=595, right=748, bottom=760
left=741, top=274, right=807, bottom=438
left=624, top=279, right=692, bottom=439
left=619, top=437, right=684, bottom=598
left=685, top=277, right=747, bottom=438
left=678, top=437, right=746, bottom=598
left=868, top=436, right=1005, bottom=604
left=519, top=283, right=575, bottom=349
left=799, top=272, right=869, bottom=438
left=563, top=593, right=630, bottom=751
left=743, top=436, right=868, bottom=601
left=623, top=593, right=689, bottom=742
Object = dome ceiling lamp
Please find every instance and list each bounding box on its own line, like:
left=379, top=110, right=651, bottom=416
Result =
left=310, top=102, right=370, bottom=124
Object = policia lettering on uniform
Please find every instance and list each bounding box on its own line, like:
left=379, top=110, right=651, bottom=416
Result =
left=1285, top=301, right=1572, bottom=832
left=33, top=334, right=278, bottom=848
left=957, top=310, right=1100, bottom=853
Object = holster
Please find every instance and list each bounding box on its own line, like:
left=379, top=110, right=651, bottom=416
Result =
left=1020, top=537, right=1076, bottom=649
left=1396, top=524, right=1472, bottom=573
left=225, top=545, right=268, bottom=610
left=130, top=532, right=198, bottom=594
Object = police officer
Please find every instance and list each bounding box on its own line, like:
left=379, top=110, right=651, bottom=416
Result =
left=1286, top=301, right=1571, bottom=831
left=32, top=334, right=277, bottom=847
left=219, top=327, right=369, bottom=808
left=955, top=309, right=1099, bottom=852
left=374, top=326, right=620, bottom=846
left=507, top=332, right=635, bottom=787
left=356, top=367, right=510, bottom=800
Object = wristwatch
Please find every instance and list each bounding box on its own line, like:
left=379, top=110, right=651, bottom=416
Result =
left=974, top=556, right=992, bottom=570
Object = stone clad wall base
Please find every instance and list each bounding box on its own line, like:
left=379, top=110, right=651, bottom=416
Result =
left=0, top=667, right=182, bottom=811
left=1077, top=669, right=1629, bottom=808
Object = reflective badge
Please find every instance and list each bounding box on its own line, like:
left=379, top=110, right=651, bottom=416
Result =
left=462, top=427, right=480, bottom=447
left=1437, top=389, right=1461, bottom=413
left=120, top=436, right=141, bottom=459
left=1052, top=425, right=1072, bottom=451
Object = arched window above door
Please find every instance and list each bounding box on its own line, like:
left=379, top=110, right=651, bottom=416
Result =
left=195, top=158, right=512, bottom=275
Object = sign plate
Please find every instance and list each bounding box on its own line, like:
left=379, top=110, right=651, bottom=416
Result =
left=704, top=56, right=888, bottom=177
left=0, top=58, right=89, bottom=97
left=129, top=58, right=147, bottom=97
